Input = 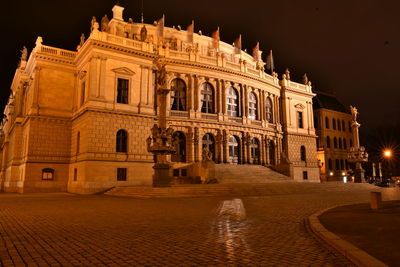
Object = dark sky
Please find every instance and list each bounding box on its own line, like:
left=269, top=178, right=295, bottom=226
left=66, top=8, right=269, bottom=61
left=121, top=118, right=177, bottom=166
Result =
left=1, top=0, right=399, bottom=131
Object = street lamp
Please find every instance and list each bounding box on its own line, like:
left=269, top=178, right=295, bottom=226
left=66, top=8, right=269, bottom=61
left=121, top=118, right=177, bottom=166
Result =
left=382, top=148, right=393, bottom=182
left=383, top=149, right=392, bottom=159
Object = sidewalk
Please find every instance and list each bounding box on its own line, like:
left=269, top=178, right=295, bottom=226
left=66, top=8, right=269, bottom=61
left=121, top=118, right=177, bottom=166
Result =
left=317, top=200, right=400, bottom=266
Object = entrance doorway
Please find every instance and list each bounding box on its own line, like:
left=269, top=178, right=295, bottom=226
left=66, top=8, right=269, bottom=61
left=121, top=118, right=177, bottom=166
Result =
left=250, top=138, right=260, bottom=164
left=228, top=136, right=240, bottom=164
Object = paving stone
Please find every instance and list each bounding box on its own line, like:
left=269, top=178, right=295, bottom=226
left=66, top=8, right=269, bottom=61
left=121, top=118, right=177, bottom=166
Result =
left=0, top=183, right=398, bottom=266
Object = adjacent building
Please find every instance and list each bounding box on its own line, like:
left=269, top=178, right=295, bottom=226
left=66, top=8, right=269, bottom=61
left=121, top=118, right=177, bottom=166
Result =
left=0, top=5, right=320, bottom=194
left=313, top=91, right=353, bottom=182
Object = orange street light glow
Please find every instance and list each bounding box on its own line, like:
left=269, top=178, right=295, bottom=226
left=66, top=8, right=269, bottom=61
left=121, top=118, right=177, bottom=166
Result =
left=383, top=149, right=392, bottom=158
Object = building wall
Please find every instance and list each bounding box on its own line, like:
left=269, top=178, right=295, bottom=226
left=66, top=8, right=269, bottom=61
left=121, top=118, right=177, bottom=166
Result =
left=314, top=108, right=353, bottom=181
left=0, top=5, right=320, bottom=193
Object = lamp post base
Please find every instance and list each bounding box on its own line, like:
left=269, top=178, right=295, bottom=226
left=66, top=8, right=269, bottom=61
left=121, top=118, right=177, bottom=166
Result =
left=354, top=167, right=365, bottom=183
left=152, top=163, right=172, bottom=187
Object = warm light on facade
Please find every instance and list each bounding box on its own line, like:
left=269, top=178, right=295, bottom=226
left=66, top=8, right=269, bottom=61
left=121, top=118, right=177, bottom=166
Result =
left=329, top=172, right=334, bottom=176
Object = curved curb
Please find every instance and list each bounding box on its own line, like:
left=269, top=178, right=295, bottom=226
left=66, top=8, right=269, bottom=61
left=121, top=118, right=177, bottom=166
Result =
left=308, top=205, right=388, bottom=267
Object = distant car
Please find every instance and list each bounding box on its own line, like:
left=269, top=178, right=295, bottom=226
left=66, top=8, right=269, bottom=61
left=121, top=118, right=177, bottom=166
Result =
left=375, top=180, right=391, bottom=187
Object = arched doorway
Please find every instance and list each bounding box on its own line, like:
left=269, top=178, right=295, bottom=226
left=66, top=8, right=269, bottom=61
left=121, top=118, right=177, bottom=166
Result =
left=268, top=140, right=275, bottom=165
left=172, top=131, right=186, bottom=162
left=228, top=136, right=240, bottom=164
left=250, top=138, right=260, bottom=164
left=202, top=133, right=215, bottom=161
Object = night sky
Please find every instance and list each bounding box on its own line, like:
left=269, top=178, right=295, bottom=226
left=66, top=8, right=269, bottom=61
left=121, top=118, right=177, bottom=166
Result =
left=1, top=0, right=399, bottom=131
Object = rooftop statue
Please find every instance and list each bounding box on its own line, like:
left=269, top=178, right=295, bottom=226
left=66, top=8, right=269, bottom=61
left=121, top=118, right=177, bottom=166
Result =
left=140, top=25, right=147, bottom=42
left=285, top=68, right=291, bottom=80
left=350, top=105, right=358, bottom=122
left=302, top=73, right=308, bottom=85
left=79, top=34, right=85, bottom=47
left=101, top=15, right=109, bottom=32
left=20, top=46, right=28, bottom=61
left=91, top=16, right=97, bottom=32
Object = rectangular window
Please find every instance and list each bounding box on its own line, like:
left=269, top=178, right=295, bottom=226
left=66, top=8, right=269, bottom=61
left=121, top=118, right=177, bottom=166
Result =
left=173, top=169, right=179, bottom=177
left=42, top=168, right=54, bottom=180
left=181, top=169, right=187, bottom=177
left=303, top=171, right=308, bottom=180
left=74, top=168, right=78, bottom=181
left=81, top=82, right=86, bottom=106
left=297, top=111, right=304, bottom=128
left=117, top=168, right=127, bottom=181
left=117, top=78, right=129, bottom=104
left=76, top=132, right=80, bottom=154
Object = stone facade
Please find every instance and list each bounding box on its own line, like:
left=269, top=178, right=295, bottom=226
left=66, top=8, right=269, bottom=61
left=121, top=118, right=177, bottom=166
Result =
left=313, top=91, right=353, bottom=182
left=0, top=5, right=319, bottom=194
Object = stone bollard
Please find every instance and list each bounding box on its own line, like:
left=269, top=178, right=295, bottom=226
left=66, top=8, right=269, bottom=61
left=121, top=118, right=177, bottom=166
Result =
left=370, top=192, right=382, bottom=210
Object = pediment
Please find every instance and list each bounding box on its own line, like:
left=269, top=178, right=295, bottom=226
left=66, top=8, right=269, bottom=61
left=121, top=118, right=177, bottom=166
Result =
left=294, top=103, right=305, bottom=109
left=112, top=67, right=136, bottom=76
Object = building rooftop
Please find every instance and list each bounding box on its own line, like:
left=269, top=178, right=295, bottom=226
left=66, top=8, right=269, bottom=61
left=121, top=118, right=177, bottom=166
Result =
left=313, top=91, right=350, bottom=114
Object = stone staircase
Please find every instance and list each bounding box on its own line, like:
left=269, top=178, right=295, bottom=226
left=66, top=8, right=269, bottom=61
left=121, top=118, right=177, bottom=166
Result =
left=104, top=182, right=376, bottom=199
left=214, top=164, right=291, bottom=184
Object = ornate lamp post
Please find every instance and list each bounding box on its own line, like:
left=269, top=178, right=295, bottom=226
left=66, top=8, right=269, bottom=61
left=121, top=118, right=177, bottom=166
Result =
left=146, top=57, right=176, bottom=187
left=348, top=106, right=368, bottom=183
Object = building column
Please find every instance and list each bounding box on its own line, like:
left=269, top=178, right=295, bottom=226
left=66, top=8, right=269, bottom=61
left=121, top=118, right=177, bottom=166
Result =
left=89, top=57, right=99, bottom=99
left=98, top=57, right=107, bottom=99
left=187, top=128, right=195, bottom=163
left=261, top=134, right=266, bottom=165
left=259, top=89, right=264, bottom=121
left=241, top=132, right=247, bottom=164
left=188, top=74, right=195, bottom=111
left=195, top=76, right=203, bottom=113
left=246, top=132, right=251, bottom=164
left=216, top=129, right=222, bottom=163
left=221, top=80, right=227, bottom=115
left=243, top=85, right=249, bottom=118
left=222, top=130, right=228, bottom=163
left=194, top=127, right=200, bottom=162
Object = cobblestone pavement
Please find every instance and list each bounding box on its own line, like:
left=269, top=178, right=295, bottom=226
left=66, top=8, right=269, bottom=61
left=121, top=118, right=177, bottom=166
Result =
left=0, top=184, right=399, bottom=266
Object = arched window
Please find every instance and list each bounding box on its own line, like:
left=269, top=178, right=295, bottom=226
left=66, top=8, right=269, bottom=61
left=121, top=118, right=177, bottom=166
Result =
left=335, top=159, right=340, bottom=170
left=342, top=120, right=345, bottom=131
left=170, top=78, right=186, bottom=111
left=328, top=159, right=332, bottom=170
left=227, top=87, right=239, bottom=117
left=343, top=139, right=347, bottom=149
left=340, top=159, right=344, bottom=170
left=334, top=137, right=337, bottom=148
left=332, top=118, right=336, bottom=130
left=338, top=138, right=342, bottom=149
left=202, top=133, right=215, bottom=161
left=228, top=136, right=240, bottom=163
left=116, top=129, right=128, bottom=153
left=268, top=140, right=275, bottom=165
left=325, top=117, right=329, bottom=129
left=248, top=92, right=257, bottom=120
left=300, top=146, right=306, bottom=161
left=250, top=138, right=260, bottom=164
left=172, top=131, right=186, bottom=162
left=326, top=136, right=331, bottom=148
left=201, top=83, right=214, bottom=113
left=266, top=97, right=273, bottom=123
left=348, top=121, right=352, bottom=132
left=337, top=120, right=341, bottom=131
